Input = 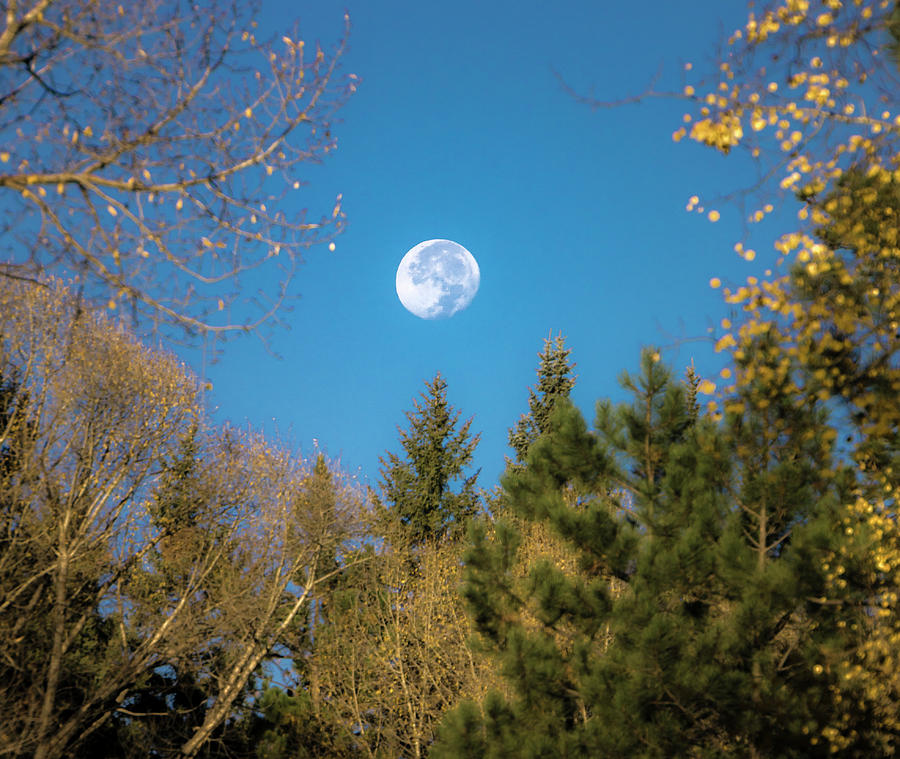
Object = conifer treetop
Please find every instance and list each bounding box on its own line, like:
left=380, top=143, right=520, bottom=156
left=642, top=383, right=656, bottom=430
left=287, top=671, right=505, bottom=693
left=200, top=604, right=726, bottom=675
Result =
left=508, top=332, right=576, bottom=465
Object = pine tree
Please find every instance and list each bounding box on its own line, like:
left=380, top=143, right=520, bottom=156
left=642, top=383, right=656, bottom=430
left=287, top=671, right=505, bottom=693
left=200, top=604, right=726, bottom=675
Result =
left=508, top=333, right=576, bottom=465
left=434, top=2, right=900, bottom=752
left=379, top=373, right=481, bottom=544
left=434, top=349, right=869, bottom=758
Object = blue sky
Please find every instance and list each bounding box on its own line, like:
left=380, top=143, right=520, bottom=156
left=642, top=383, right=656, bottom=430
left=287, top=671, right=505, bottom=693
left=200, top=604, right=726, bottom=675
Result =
left=207, top=0, right=776, bottom=490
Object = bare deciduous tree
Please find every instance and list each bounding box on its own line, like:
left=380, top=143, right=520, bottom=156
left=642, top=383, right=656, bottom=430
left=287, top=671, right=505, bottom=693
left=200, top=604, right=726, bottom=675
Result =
left=0, top=0, right=355, bottom=345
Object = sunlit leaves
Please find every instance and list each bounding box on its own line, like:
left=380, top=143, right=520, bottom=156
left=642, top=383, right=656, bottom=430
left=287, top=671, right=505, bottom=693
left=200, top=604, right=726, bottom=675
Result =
left=681, top=1, right=900, bottom=750
left=0, top=0, right=358, bottom=346
left=0, top=280, right=367, bottom=759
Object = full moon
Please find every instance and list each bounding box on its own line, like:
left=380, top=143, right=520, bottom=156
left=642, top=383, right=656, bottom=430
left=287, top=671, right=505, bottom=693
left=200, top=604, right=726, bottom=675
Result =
left=395, top=240, right=480, bottom=319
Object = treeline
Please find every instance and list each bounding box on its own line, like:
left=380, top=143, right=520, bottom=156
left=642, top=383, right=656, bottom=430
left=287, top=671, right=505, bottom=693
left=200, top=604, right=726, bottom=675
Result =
left=6, top=0, right=900, bottom=757
left=0, top=282, right=367, bottom=758
left=0, top=281, right=571, bottom=758
left=6, top=214, right=900, bottom=756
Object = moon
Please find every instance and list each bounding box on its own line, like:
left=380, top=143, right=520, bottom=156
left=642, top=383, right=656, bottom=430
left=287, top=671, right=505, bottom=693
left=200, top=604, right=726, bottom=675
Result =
left=396, top=240, right=480, bottom=319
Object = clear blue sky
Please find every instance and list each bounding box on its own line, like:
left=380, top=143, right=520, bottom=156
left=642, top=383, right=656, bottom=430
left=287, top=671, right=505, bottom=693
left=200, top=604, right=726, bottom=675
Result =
left=207, top=0, right=775, bottom=490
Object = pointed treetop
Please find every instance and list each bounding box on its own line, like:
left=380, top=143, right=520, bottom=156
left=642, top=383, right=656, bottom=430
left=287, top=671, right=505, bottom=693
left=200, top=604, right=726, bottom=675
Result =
left=379, top=373, right=481, bottom=544
left=684, top=359, right=701, bottom=423
left=508, top=332, right=577, bottom=464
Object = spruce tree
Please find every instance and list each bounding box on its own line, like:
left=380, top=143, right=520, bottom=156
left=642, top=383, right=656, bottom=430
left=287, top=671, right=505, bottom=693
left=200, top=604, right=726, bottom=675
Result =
left=379, top=373, right=481, bottom=544
left=508, top=333, right=576, bottom=465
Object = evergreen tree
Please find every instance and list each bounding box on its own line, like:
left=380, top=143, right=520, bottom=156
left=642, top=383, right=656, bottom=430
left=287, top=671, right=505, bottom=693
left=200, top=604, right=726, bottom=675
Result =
left=248, top=685, right=354, bottom=759
left=684, top=359, right=701, bottom=424
left=508, top=333, right=576, bottom=465
left=379, top=373, right=481, bottom=544
left=434, top=350, right=870, bottom=758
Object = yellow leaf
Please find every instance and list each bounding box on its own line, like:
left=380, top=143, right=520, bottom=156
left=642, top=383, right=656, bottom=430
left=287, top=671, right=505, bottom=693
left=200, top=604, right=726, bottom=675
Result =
left=244, top=107, right=252, bottom=118
left=0, top=152, right=8, bottom=162
left=107, top=205, right=117, bottom=216
left=201, top=237, right=213, bottom=248
left=328, top=242, right=336, bottom=251
left=708, top=209, right=720, bottom=222
left=714, top=334, right=736, bottom=352
left=176, top=198, right=183, bottom=211
left=710, top=277, right=721, bottom=288
left=83, top=125, right=93, bottom=137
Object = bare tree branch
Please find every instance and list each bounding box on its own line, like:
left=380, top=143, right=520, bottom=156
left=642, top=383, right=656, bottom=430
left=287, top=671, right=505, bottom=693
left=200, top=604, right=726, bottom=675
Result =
left=0, top=0, right=357, bottom=347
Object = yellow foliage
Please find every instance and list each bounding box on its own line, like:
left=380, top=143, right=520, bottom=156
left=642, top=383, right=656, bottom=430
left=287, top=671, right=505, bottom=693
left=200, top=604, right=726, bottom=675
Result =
left=680, top=1, right=900, bottom=745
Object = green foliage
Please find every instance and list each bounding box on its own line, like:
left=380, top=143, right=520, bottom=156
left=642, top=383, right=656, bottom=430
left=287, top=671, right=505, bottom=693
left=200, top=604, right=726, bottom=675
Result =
left=595, top=348, right=695, bottom=523
left=252, top=686, right=353, bottom=759
left=379, top=373, right=481, bottom=544
left=435, top=349, right=877, bottom=758
left=886, top=0, right=900, bottom=70
left=151, top=427, right=203, bottom=534
left=508, top=333, right=576, bottom=465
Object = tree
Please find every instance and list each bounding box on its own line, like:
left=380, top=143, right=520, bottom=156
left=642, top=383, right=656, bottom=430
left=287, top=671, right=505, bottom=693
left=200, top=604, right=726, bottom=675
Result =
left=507, top=333, right=576, bottom=466
left=305, top=521, right=498, bottom=759
left=434, top=347, right=884, bottom=757
left=0, top=279, right=365, bottom=759
left=433, top=2, right=900, bottom=754
left=664, top=3, right=900, bottom=749
left=378, top=373, right=481, bottom=544
left=0, top=0, right=355, bottom=344
left=249, top=684, right=354, bottom=759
